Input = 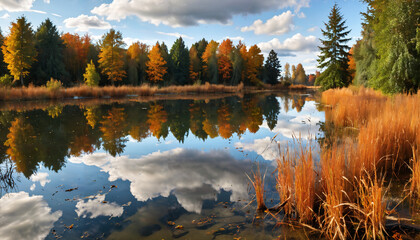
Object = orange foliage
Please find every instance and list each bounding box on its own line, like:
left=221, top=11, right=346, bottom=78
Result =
left=147, top=103, right=168, bottom=138
left=217, top=103, right=233, bottom=139
left=100, top=108, right=127, bottom=142
left=146, top=43, right=167, bottom=83
left=217, top=39, right=233, bottom=83
left=348, top=46, right=356, bottom=80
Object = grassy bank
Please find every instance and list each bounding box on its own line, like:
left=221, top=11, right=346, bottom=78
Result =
left=250, top=87, right=420, bottom=239
left=0, top=83, right=317, bottom=101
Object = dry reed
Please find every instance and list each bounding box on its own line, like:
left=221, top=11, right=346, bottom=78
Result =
left=247, top=164, right=267, bottom=211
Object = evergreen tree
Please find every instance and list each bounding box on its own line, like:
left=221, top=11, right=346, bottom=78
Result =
left=193, top=38, right=208, bottom=80
left=2, top=16, right=37, bottom=86
left=189, top=45, right=201, bottom=83
left=170, top=37, right=189, bottom=85
left=316, top=4, right=351, bottom=90
left=159, top=42, right=171, bottom=83
left=264, top=50, right=281, bottom=84
left=33, top=19, right=67, bottom=85
left=231, top=47, right=245, bottom=85
left=0, top=29, right=8, bottom=76
left=83, top=60, right=100, bottom=86
left=98, top=29, right=126, bottom=85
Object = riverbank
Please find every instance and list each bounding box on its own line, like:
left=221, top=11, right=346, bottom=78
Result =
left=0, top=83, right=319, bottom=101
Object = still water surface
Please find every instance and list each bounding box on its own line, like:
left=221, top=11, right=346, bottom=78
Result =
left=0, top=92, right=323, bottom=239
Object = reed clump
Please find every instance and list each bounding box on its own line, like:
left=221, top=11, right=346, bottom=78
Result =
left=247, top=164, right=267, bottom=211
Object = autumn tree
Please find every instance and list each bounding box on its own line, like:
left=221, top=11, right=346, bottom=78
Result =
left=2, top=16, right=37, bottom=86
left=159, top=42, right=171, bottom=82
left=170, top=37, right=190, bottom=85
left=62, top=33, right=92, bottom=83
left=284, top=63, right=291, bottom=84
left=146, top=43, right=167, bottom=83
left=316, top=4, right=352, bottom=90
left=100, top=108, right=127, bottom=156
left=291, top=65, right=297, bottom=83
left=202, top=40, right=219, bottom=83
left=295, top=64, right=307, bottom=85
left=33, top=19, right=67, bottom=85
left=189, top=45, right=201, bottom=83
left=264, top=50, right=281, bottom=85
left=127, top=42, right=149, bottom=85
left=193, top=38, right=208, bottom=80
left=98, top=29, right=126, bottom=85
left=244, top=45, right=264, bottom=86
left=348, top=46, right=356, bottom=80
left=83, top=60, right=100, bottom=86
left=218, top=39, right=233, bottom=84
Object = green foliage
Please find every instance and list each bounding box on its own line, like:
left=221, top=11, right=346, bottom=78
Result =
left=0, top=74, right=13, bottom=87
left=317, top=4, right=351, bottom=90
left=355, top=0, right=420, bottom=93
left=46, top=78, right=63, bottom=91
left=264, top=50, right=281, bottom=85
left=170, top=37, right=190, bottom=85
left=231, top=47, right=245, bottom=85
left=33, top=19, right=67, bottom=86
left=83, top=60, right=100, bottom=86
left=98, top=29, right=126, bottom=85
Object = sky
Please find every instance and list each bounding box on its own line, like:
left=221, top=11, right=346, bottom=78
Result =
left=0, top=0, right=367, bottom=74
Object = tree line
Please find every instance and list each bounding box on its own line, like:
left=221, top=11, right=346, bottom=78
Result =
left=316, top=1, right=420, bottom=93
left=0, top=16, right=314, bottom=88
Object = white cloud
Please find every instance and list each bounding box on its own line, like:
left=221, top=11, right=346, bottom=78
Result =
left=123, top=37, right=154, bottom=46
left=307, top=26, right=318, bottom=32
left=75, top=194, right=124, bottom=218
left=235, top=137, right=285, bottom=161
left=303, top=58, right=316, bottom=64
left=258, top=33, right=319, bottom=56
left=44, top=0, right=50, bottom=3
left=51, top=13, right=61, bottom=17
left=262, top=113, right=321, bottom=139
left=69, top=149, right=250, bottom=214
left=0, top=13, right=10, bottom=19
left=241, top=11, right=294, bottom=35
left=157, top=31, right=193, bottom=39
left=30, top=172, right=50, bottom=187
left=0, top=192, right=62, bottom=240
left=91, top=0, right=310, bottom=27
left=0, top=0, right=34, bottom=12
left=217, top=36, right=245, bottom=43
left=64, top=14, right=111, bottom=32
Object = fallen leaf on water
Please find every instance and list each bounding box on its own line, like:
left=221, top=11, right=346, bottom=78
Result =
left=66, top=224, right=74, bottom=229
left=111, top=185, right=117, bottom=189
left=102, top=201, right=108, bottom=204
left=175, top=225, right=183, bottom=229
left=65, top=187, right=78, bottom=192
left=219, top=228, right=225, bottom=231
left=167, top=221, right=175, bottom=226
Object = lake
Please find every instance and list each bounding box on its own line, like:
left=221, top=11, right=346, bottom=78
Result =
left=0, top=92, right=325, bottom=239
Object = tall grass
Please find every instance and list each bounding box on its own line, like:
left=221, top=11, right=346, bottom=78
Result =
left=322, top=87, right=420, bottom=171
left=276, top=147, right=294, bottom=216
left=247, top=164, right=267, bottom=211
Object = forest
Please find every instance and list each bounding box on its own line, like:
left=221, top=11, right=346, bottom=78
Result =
left=0, top=17, right=314, bottom=90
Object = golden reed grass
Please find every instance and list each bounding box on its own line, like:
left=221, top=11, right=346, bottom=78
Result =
left=247, top=164, right=267, bottom=211
left=322, top=87, right=420, bottom=171
left=274, top=140, right=388, bottom=239
left=275, top=142, right=315, bottom=223
left=0, top=83, right=247, bottom=101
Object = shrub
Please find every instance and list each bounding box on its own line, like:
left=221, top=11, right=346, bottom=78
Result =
left=0, top=74, right=13, bottom=88
left=46, top=78, right=63, bottom=91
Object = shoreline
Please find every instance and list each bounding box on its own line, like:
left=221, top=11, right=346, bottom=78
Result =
left=0, top=83, right=320, bottom=102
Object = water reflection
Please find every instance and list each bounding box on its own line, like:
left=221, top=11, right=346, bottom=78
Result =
left=0, top=192, right=62, bottom=240
left=0, top=92, right=320, bottom=239
left=69, top=149, right=251, bottom=214
left=0, top=93, right=312, bottom=178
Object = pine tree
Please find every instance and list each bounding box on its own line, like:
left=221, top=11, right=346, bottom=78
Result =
left=316, top=4, right=351, bottom=90
left=33, top=19, right=67, bottom=85
left=264, top=50, right=281, bottom=85
left=98, top=29, right=126, bottom=85
left=83, top=60, right=100, bottom=86
left=170, top=37, right=189, bottom=85
left=2, top=16, right=37, bottom=86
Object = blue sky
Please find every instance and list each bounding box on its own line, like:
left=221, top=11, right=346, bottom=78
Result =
left=0, top=0, right=367, bottom=74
